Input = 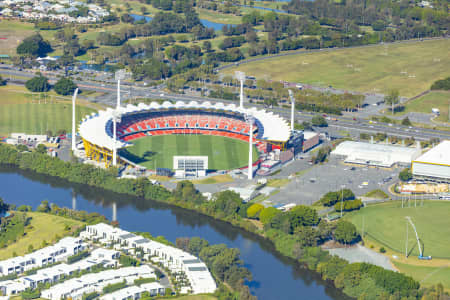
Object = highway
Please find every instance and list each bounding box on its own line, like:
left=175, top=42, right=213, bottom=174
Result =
left=1, top=68, right=449, bottom=141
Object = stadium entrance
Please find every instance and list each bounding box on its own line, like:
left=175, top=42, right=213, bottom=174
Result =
left=173, top=156, right=208, bottom=178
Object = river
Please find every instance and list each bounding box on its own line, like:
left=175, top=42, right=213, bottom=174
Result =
left=0, top=166, right=349, bottom=300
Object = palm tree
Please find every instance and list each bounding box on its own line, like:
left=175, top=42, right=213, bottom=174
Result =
left=384, top=89, right=400, bottom=115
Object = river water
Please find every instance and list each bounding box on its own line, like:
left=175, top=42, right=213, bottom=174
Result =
left=0, top=166, right=349, bottom=300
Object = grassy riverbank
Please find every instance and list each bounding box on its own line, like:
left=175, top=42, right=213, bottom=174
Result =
left=0, top=212, right=84, bottom=260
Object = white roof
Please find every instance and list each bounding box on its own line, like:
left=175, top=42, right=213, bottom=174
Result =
left=332, top=141, right=421, bottom=167
left=303, top=131, right=318, bottom=140
left=79, top=101, right=291, bottom=151
left=414, top=140, right=450, bottom=166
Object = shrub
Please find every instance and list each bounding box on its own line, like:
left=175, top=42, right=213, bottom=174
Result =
left=246, top=203, right=264, bottom=219
left=379, top=247, right=386, bottom=253
left=259, top=207, right=280, bottom=224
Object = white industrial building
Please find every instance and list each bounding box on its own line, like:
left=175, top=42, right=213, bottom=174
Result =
left=412, top=140, right=450, bottom=182
left=228, top=186, right=259, bottom=203
left=331, top=141, right=421, bottom=167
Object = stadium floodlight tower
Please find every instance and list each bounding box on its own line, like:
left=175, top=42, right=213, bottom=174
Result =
left=115, top=69, right=128, bottom=108
left=111, top=109, right=122, bottom=166
left=235, top=71, right=245, bottom=109
left=245, top=114, right=255, bottom=180
left=288, top=89, right=295, bottom=131
left=71, top=88, right=79, bottom=152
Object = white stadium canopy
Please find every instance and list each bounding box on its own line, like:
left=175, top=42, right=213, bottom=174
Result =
left=79, top=101, right=292, bottom=151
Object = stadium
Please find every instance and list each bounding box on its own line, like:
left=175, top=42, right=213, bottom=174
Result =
left=78, top=101, right=302, bottom=176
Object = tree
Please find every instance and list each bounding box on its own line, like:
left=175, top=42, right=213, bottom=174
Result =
left=246, top=203, right=264, bottom=219
left=289, top=205, right=319, bottom=231
left=0, top=75, right=6, bottom=86
left=17, top=34, right=52, bottom=57
left=430, top=77, right=450, bottom=90
left=0, top=197, right=9, bottom=214
left=401, top=117, right=412, bottom=126
left=259, top=207, right=280, bottom=224
left=35, top=144, right=47, bottom=154
left=25, top=76, right=50, bottom=92
left=399, top=168, right=412, bottom=181
left=384, top=90, right=399, bottom=115
left=311, top=115, right=328, bottom=127
left=202, top=40, right=212, bottom=52
left=54, top=77, right=77, bottom=95
left=37, top=200, right=51, bottom=213
left=334, top=220, right=359, bottom=244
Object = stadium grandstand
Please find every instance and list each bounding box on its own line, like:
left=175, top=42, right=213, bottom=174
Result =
left=79, top=101, right=298, bottom=170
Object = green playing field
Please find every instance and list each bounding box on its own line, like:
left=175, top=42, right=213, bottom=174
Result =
left=346, top=201, right=450, bottom=259
left=120, top=135, right=258, bottom=170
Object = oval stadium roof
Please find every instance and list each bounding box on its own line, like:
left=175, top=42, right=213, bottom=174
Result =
left=79, top=101, right=292, bottom=151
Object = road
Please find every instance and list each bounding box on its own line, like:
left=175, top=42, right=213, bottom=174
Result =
left=1, top=68, right=449, bottom=142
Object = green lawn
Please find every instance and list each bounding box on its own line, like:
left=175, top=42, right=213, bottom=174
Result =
left=121, top=134, right=258, bottom=170
left=0, top=212, right=84, bottom=260
left=224, top=39, right=450, bottom=97
left=393, top=261, right=450, bottom=290
left=0, top=86, right=96, bottom=135
left=401, top=91, right=449, bottom=123
left=0, top=20, right=36, bottom=56
left=345, top=201, right=450, bottom=259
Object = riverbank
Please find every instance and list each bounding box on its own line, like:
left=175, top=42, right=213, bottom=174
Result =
left=0, top=143, right=443, bottom=299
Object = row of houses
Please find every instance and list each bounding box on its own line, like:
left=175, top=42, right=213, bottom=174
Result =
left=0, top=237, right=85, bottom=276
left=41, top=265, right=156, bottom=300
left=99, top=282, right=166, bottom=300
left=0, top=0, right=109, bottom=23
left=0, top=248, right=119, bottom=296
left=81, top=223, right=217, bottom=295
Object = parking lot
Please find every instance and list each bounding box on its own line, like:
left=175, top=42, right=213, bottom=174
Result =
left=267, top=156, right=401, bottom=206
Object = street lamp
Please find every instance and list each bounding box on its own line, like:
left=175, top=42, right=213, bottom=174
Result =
left=340, top=184, right=346, bottom=218
left=245, top=114, right=255, bottom=180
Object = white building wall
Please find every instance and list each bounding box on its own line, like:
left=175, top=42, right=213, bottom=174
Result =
left=412, top=162, right=450, bottom=180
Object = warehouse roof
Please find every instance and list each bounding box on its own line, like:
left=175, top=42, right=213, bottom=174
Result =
left=414, top=140, right=450, bottom=166
left=331, top=141, right=421, bottom=167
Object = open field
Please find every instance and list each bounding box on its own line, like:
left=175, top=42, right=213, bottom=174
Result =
left=393, top=261, right=450, bottom=290
left=121, top=135, right=258, bottom=170
left=0, top=212, right=83, bottom=260
left=0, top=20, right=36, bottom=56
left=401, top=91, right=449, bottom=123
left=0, top=85, right=96, bottom=135
left=224, top=39, right=450, bottom=97
left=346, top=201, right=450, bottom=259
